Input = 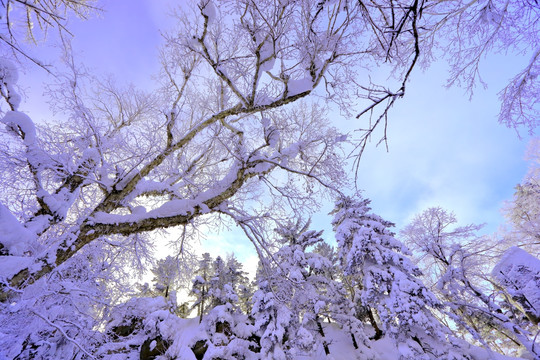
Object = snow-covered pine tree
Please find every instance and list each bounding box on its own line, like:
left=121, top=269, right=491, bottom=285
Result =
left=191, top=252, right=213, bottom=323
left=199, top=255, right=256, bottom=359
left=238, top=280, right=255, bottom=318
left=331, top=195, right=465, bottom=359
left=199, top=302, right=257, bottom=360
left=251, top=263, right=293, bottom=360
left=226, top=254, right=253, bottom=315
left=208, top=256, right=232, bottom=308
left=253, top=220, right=337, bottom=357
left=225, top=255, right=250, bottom=293
left=203, top=255, right=248, bottom=310
left=312, top=241, right=372, bottom=352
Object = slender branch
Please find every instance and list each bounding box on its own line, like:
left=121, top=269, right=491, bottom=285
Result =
left=31, top=310, right=96, bottom=359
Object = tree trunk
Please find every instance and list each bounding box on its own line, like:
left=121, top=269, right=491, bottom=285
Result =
left=350, top=332, right=358, bottom=349
left=316, top=316, right=330, bottom=355
left=367, top=308, right=383, bottom=340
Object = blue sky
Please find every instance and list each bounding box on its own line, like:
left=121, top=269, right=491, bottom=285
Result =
left=17, top=0, right=534, bottom=272
left=353, top=56, right=533, bottom=233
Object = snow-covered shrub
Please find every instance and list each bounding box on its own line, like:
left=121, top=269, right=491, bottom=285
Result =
left=196, top=303, right=257, bottom=360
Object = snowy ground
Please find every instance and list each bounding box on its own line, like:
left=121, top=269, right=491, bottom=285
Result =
left=110, top=307, right=526, bottom=360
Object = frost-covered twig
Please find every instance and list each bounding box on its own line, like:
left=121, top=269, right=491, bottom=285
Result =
left=31, top=310, right=96, bottom=359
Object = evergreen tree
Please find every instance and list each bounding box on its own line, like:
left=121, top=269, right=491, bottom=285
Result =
left=312, top=241, right=371, bottom=351
left=208, top=256, right=230, bottom=308
left=253, top=221, right=338, bottom=357
left=191, top=252, right=213, bottom=323
left=201, top=254, right=256, bottom=359
left=200, top=302, right=256, bottom=360
left=331, top=196, right=464, bottom=359
left=226, top=255, right=250, bottom=293
left=205, top=255, right=248, bottom=310
left=251, top=265, right=293, bottom=360
left=226, top=254, right=253, bottom=316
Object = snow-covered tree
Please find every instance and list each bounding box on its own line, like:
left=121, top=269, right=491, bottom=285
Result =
left=208, top=256, right=225, bottom=302
left=0, top=241, right=122, bottom=359
left=191, top=252, right=213, bottom=323
left=98, top=295, right=183, bottom=359
left=251, top=262, right=293, bottom=360
left=151, top=255, right=184, bottom=299
left=506, top=181, right=540, bottom=251
left=225, top=254, right=249, bottom=293
left=422, top=0, right=540, bottom=133
left=199, top=255, right=256, bottom=359
left=331, top=196, right=465, bottom=359
left=252, top=221, right=340, bottom=357
left=0, top=0, right=96, bottom=72
left=402, top=206, right=540, bottom=358
left=207, top=255, right=239, bottom=309
left=311, top=240, right=372, bottom=351
left=198, top=302, right=257, bottom=360
left=502, top=138, right=540, bottom=256
left=136, top=254, right=196, bottom=315
left=400, top=207, right=489, bottom=290
left=225, top=254, right=253, bottom=315
left=492, top=247, right=540, bottom=326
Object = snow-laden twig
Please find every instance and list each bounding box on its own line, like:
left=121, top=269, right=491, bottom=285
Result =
left=31, top=310, right=96, bottom=359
